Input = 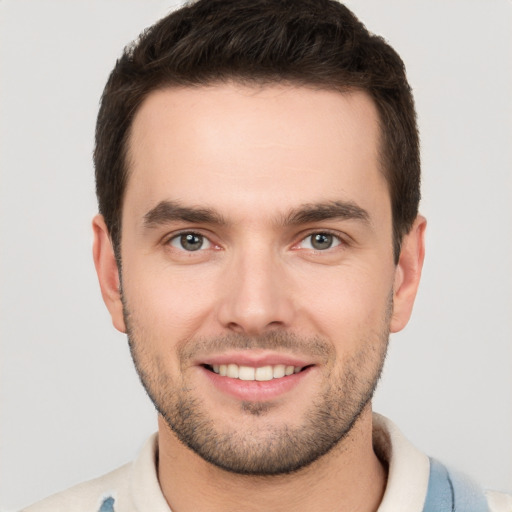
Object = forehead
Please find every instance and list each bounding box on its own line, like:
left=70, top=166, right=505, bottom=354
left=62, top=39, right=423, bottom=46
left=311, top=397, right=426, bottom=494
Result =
left=124, top=83, right=386, bottom=221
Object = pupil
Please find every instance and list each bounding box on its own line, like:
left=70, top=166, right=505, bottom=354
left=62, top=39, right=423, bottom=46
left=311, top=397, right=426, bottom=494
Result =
left=181, top=233, right=202, bottom=251
left=312, top=233, right=332, bottom=250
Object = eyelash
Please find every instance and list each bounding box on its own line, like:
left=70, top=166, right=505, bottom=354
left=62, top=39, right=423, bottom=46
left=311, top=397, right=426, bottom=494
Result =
left=165, top=230, right=346, bottom=253
left=296, top=231, right=344, bottom=251
left=166, top=231, right=213, bottom=252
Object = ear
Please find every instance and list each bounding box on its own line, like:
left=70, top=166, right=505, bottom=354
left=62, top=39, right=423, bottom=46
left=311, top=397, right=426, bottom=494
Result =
left=390, top=215, right=426, bottom=333
left=92, top=214, right=127, bottom=333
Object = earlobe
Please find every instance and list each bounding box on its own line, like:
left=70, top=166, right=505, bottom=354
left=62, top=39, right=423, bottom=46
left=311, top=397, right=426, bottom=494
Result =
left=390, top=215, right=426, bottom=333
left=92, top=214, right=127, bottom=333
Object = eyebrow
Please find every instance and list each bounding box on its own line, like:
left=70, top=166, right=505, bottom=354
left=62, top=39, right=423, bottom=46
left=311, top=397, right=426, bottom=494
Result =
left=283, top=201, right=370, bottom=226
left=143, top=199, right=370, bottom=229
left=143, top=201, right=227, bottom=228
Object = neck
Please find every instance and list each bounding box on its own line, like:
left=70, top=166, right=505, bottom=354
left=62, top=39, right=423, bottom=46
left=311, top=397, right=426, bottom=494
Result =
left=157, top=405, right=387, bottom=512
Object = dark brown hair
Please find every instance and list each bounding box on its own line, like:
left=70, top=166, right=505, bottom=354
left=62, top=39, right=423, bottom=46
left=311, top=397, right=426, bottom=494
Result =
left=94, top=0, right=420, bottom=262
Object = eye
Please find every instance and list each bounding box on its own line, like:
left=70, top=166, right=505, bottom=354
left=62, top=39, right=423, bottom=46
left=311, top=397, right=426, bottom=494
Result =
left=299, top=232, right=342, bottom=251
left=169, top=232, right=212, bottom=252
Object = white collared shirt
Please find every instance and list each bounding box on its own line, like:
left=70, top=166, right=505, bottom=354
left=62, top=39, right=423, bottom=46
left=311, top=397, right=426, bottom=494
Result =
left=22, top=414, right=512, bottom=512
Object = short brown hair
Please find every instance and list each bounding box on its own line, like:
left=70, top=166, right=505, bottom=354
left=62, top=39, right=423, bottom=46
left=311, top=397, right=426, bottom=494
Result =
left=94, top=0, right=420, bottom=262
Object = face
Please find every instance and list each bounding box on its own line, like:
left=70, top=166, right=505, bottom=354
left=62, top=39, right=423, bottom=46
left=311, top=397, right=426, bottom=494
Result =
left=94, top=83, right=424, bottom=475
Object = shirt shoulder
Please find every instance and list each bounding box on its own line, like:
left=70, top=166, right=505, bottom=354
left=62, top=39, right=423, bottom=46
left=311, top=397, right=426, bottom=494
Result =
left=20, top=434, right=168, bottom=512
left=20, top=463, right=132, bottom=512
left=372, top=414, right=512, bottom=512
left=486, top=490, right=512, bottom=512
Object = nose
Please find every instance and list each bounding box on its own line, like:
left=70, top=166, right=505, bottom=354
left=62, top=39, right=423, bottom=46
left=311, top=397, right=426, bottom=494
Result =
left=216, top=247, right=295, bottom=336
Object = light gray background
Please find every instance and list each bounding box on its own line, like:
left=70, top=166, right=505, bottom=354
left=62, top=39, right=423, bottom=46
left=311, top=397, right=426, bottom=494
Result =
left=1, top=1, right=511, bottom=510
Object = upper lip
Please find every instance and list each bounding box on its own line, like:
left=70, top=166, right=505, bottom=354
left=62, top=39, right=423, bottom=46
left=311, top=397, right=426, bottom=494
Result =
left=195, top=350, right=314, bottom=368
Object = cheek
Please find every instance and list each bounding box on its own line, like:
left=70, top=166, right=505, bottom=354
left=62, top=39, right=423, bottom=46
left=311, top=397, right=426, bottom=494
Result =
left=121, top=260, right=220, bottom=340
left=294, top=261, right=394, bottom=338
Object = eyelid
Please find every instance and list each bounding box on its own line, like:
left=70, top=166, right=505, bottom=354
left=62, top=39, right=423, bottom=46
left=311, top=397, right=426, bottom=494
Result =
left=165, top=230, right=216, bottom=251
left=161, top=228, right=348, bottom=252
left=293, top=229, right=346, bottom=250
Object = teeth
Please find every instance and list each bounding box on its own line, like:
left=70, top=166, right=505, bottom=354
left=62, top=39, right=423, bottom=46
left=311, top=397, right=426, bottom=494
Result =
left=227, top=364, right=239, bottom=378
left=272, top=364, right=285, bottom=379
left=239, top=366, right=255, bottom=381
left=211, top=363, right=304, bottom=381
left=255, top=366, right=273, bottom=381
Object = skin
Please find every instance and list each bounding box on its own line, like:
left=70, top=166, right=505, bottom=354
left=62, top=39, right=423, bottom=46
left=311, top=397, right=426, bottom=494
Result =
left=93, top=84, right=426, bottom=512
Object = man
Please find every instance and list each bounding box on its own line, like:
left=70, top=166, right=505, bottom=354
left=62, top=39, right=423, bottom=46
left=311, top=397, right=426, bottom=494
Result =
left=21, top=1, right=511, bottom=511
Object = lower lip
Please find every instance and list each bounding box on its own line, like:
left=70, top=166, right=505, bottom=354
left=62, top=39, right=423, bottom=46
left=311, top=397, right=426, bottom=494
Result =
left=201, top=366, right=313, bottom=402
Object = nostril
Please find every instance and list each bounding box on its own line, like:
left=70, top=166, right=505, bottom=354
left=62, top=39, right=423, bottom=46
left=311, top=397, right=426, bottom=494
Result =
left=225, top=321, right=287, bottom=337
left=226, top=322, right=244, bottom=333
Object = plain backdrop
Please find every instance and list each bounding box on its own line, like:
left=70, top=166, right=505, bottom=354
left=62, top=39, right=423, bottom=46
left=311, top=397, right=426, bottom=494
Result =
left=1, top=1, right=511, bottom=510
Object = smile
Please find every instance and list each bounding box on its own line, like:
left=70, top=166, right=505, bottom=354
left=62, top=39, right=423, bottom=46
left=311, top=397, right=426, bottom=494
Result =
left=206, top=363, right=304, bottom=381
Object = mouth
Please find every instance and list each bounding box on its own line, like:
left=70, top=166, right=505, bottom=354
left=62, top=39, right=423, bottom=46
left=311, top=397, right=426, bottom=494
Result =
left=202, top=363, right=312, bottom=381
left=197, top=352, right=316, bottom=401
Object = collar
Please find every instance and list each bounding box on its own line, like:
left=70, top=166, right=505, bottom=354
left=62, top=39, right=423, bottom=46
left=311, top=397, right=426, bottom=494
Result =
left=373, top=413, right=430, bottom=512
left=129, top=413, right=430, bottom=512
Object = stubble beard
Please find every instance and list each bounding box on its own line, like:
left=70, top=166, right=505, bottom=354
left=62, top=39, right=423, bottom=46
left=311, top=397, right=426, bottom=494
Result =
left=123, top=300, right=391, bottom=476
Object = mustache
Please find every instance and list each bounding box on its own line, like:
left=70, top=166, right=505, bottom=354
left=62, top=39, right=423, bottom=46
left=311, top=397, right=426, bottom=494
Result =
left=178, top=331, right=334, bottom=363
